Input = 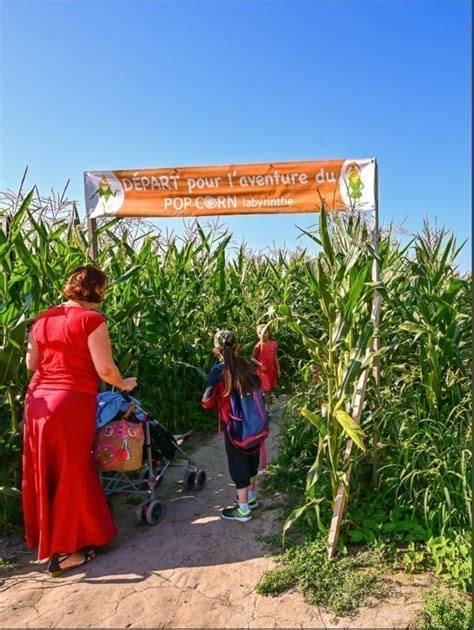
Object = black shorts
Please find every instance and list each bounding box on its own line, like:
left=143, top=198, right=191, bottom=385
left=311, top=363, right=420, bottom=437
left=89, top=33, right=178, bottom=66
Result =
left=224, top=430, right=260, bottom=489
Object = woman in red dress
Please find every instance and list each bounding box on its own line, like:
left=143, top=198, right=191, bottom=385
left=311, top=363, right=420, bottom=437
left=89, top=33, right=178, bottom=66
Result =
left=24, top=266, right=137, bottom=577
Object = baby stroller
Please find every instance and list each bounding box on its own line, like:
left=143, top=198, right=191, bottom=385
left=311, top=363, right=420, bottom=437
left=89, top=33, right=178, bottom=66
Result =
left=94, top=392, right=207, bottom=526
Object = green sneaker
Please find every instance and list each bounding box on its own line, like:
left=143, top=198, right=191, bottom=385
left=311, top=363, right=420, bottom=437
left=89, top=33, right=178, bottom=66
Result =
left=221, top=506, right=252, bottom=522
left=234, top=496, right=258, bottom=509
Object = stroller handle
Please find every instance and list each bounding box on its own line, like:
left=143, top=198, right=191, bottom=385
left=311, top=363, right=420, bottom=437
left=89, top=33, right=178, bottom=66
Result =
left=120, top=391, right=146, bottom=416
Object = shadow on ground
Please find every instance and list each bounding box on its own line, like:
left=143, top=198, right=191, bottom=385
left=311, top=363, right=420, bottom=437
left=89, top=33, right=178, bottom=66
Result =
left=1, top=399, right=287, bottom=586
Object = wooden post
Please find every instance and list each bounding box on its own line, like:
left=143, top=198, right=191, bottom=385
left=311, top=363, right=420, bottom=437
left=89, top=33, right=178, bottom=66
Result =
left=371, top=161, right=381, bottom=488
left=327, top=294, right=381, bottom=559
left=87, top=216, right=99, bottom=260
left=327, top=161, right=381, bottom=559
left=86, top=214, right=106, bottom=392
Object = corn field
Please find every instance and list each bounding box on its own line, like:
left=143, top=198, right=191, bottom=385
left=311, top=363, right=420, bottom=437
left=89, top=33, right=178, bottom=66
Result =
left=0, top=185, right=471, bottom=578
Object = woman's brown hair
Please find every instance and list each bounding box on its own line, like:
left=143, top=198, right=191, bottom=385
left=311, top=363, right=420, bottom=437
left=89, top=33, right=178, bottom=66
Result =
left=213, top=329, right=259, bottom=396
left=222, top=346, right=260, bottom=397
left=63, top=266, right=107, bottom=304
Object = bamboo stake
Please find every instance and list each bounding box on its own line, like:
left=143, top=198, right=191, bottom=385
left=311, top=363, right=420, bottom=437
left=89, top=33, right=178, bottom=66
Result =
left=327, top=160, right=381, bottom=559
left=87, top=217, right=99, bottom=260
left=327, top=293, right=381, bottom=559
left=371, top=160, right=381, bottom=488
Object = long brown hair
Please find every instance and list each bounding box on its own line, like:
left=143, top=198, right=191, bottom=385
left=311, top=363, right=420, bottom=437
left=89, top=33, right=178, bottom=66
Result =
left=222, top=345, right=259, bottom=397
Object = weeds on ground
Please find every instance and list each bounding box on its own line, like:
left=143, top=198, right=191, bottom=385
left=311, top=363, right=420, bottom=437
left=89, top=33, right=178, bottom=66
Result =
left=417, top=589, right=472, bottom=630
left=343, top=488, right=472, bottom=592
left=256, top=537, right=389, bottom=618
left=0, top=555, right=19, bottom=572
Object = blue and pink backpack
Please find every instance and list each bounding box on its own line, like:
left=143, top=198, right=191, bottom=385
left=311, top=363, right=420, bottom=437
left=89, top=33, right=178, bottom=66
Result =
left=227, top=386, right=269, bottom=453
left=202, top=362, right=270, bottom=456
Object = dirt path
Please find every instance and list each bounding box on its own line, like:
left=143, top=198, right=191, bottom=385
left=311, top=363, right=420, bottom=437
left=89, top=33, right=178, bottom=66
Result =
left=1, top=397, right=432, bottom=628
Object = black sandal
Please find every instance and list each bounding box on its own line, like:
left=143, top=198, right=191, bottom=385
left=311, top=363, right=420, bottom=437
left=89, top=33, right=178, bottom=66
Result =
left=48, top=550, right=96, bottom=577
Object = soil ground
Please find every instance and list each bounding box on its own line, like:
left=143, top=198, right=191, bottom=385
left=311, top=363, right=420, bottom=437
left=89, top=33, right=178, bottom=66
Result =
left=0, top=397, right=435, bottom=628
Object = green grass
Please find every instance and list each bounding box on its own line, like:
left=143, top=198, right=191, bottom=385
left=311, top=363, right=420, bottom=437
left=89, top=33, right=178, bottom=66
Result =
left=0, top=556, right=18, bottom=572
left=417, top=590, right=472, bottom=630
left=342, top=486, right=472, bottom=592
left=256, top=538, right=389, bottom=618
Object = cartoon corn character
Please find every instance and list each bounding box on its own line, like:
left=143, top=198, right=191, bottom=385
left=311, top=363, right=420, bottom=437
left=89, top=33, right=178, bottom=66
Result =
left=89, top=175, right=121, bottom=216
left=90, top=176, right=117, bottom=203
left=346, top=162, right=364, bottom=200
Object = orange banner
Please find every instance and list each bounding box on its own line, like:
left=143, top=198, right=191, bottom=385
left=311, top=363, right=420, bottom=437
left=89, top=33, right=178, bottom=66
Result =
left=85, top=158, right=376, bottom=218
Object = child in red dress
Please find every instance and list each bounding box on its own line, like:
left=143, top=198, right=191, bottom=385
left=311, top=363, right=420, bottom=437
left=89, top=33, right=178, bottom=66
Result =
left=251, top=323, right=281, bottom=409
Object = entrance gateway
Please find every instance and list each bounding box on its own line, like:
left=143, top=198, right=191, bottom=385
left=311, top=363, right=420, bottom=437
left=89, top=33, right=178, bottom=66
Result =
left=84, top=157, right=380, bottom=558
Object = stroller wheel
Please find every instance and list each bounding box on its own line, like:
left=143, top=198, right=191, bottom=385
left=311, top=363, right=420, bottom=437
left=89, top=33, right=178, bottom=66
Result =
left=183, top=470, right=196, bottom=491
left=135, top=502, right=147, bottom=525
left=194, top=469, right=207, bottom=490
left=145, top=500, right=165, bottom=525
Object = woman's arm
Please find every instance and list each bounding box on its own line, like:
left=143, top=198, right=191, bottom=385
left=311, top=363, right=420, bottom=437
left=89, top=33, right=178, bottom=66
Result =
left=275, top=351, right=281, bottom=378
left=202, top=365, right=223, bottom=408
left=26, top=332, right=39, bottom=372
left=87, top=322, right=137, bottom=391
left=202, top=383, right=218, bottom=409
left=251, top=345, right=266, bottom=371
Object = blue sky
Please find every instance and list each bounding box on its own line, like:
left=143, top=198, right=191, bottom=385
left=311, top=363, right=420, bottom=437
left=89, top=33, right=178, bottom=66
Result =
left=1, top=0, right=471, bottom=269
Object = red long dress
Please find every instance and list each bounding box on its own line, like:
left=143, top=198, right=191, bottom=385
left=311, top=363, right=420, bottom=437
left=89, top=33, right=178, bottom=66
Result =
left=23, top=305, right=117, bottom=560
left=254, top=341, right=278, bottom=392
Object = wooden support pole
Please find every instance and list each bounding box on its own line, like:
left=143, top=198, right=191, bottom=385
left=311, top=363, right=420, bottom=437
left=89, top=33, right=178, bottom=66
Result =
left=327, top=162, right=381, bottom=559
left=327, top=368, right=369, bottom=559
left=371, top=161, right=381, bottom=488
left=87, top=216, right=99, bottom=261
left=327, top=293, right=381, bottom=559
left=86, top=214, right=106, bottom=392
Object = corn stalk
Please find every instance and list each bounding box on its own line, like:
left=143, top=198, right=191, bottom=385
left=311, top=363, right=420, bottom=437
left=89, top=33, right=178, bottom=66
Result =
left=280, top=207, right=385, bottom=540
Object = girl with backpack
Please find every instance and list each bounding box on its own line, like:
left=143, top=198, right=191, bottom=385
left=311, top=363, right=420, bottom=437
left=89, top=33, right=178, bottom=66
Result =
left=202, top=330, right=269, bottom=523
